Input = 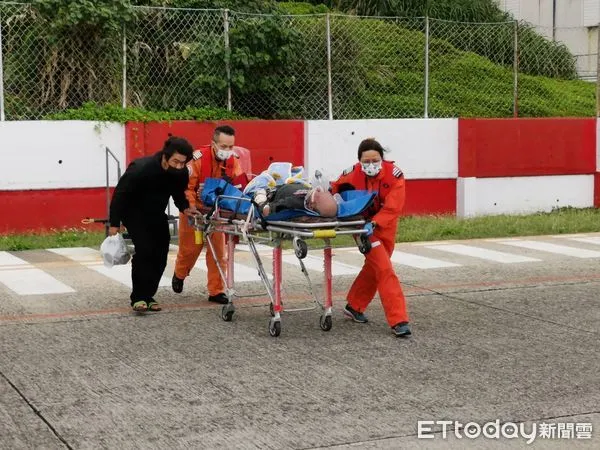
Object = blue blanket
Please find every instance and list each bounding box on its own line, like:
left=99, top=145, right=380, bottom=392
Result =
left=201, top=178, right=374, bottom=221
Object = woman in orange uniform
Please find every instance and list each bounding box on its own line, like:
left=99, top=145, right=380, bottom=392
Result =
left=330, top=138, right=411, bottom=337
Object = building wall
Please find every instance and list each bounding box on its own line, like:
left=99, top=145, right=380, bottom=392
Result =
left=496, top=0, right=599, bottom=79
left=1, top=119, right=599, bottom=233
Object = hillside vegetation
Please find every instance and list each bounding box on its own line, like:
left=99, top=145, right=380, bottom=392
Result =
left=1, top=0, right=594, bottom=120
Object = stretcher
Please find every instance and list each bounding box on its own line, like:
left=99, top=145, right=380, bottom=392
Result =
left=194, top=180, right=375, bottom=337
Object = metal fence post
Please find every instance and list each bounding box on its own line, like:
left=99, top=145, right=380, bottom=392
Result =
left=597, top=22, right=600, bottom=118
left=326, top=13, right=333, bottom=120
left=122, top=22, right=127, bottom=109
left=224, top=9, right=232, bottom=112
left=424, top=16, right=429, bottom=119
left=0, top=10, right=5, bottom=122
left=513, top=20, right=519, bottom=118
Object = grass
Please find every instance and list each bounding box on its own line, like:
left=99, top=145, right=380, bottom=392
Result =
left=0, top=228, right=105, bottom=252
left=3, top=208, right=600, bottom=252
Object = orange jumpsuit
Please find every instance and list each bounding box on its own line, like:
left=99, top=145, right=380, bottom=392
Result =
left=331, top=161, right=409, bottom=327
left=174, top=145, right=243, bottom=295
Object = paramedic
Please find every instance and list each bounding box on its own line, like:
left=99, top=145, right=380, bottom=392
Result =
left=172, top=125, right=245, bottom=304
left=109, top=136, right=197, bottom=312
left=330, top=138, right=411, bottom=337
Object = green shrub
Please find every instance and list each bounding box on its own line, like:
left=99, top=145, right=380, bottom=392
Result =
left=44, top=102, right=248, bottom=122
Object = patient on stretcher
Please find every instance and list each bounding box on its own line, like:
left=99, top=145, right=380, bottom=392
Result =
left=244, top=163, right=338, bottom=218
left=255, top=184, right=338, bottom=218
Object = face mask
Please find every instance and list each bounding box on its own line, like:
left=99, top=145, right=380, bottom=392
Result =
left=215, top=148, right=233, bottom=161
left=167, top=166, right=186, bottom=175
left=361, top=161, right=382, bottom=177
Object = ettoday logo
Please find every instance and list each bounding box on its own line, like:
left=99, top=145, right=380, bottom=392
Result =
left=418, top=420, right=593, bottom=444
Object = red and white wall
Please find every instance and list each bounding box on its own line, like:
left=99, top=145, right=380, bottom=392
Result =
left=0, top=118, right=598, bottom=233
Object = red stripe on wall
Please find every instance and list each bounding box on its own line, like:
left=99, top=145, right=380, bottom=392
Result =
left=125, top=121, right=146, bottom=163
left=459, top=118, right=597, bottom=178
left=595, top=173, right=600, bottom=208
left=125, top=120, right=305, bottom=171
left=404, top=179, right=456, bottom=216
left=0, top=188, right=111, bottom=234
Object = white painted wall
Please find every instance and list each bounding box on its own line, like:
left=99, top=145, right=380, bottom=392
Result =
left=0, top=121, right=126, bottom=190
left=305, top=119, right=458, bottom=182
left=498, top=0, right=599, bottom=28
left=457, top=175, right=594, bottom=217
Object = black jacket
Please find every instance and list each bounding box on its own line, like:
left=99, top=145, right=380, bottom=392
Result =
left=109, top=152, right=189, bottom=227
left=267, top=184, right=311, bottom=213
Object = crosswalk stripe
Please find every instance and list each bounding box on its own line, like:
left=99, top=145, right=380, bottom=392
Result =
left=390, top=251, right=461, bottom=269
left=48, top=247, right=171, bottom=288
left=169, top=245, right=267, bottom=282
left=237, top=243, right=273, bottom=253
left=425, top=244, right=540, bottom=263
left=282, top=254, right=361, bottom=276
left=498, top=240, right=600, bottom=258
left=232, top=262, right=268, bottom=282
left=0, top=251, right=75, bottom=295
left=565, top=236, right=600, bottom=246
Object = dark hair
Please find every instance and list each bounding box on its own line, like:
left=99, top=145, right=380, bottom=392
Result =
left=162, top=135, right=193, bottom=161
left=357, top=138, right=384, bottom=160
left=213, top=125, right=235, bottom=142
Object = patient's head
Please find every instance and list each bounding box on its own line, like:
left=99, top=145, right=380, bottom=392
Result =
left=305, top=187, right=338, bottom=217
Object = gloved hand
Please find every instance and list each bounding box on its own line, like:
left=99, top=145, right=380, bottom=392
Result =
left=364, top=222, right=375, bottom=237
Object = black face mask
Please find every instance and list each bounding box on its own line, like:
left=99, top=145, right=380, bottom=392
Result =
left=167, top=166, right=186, bottom=175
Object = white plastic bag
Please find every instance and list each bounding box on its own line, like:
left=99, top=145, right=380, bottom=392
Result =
left=100, top=233, right=131, bottom=268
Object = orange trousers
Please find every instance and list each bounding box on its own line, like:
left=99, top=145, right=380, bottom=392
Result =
left=347, top=234, right=409, bottom=327
left=174, top=212, right=226, bottom=296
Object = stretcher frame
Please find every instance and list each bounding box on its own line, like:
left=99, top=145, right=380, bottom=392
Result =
left=195, top=195, right=372, bottom=337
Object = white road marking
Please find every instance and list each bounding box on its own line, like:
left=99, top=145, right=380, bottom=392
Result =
left=498, top=240, right=600, bottom=259
left=48, top=247, right=170, bottom=288
left=282, top=254, right=361, bottom=276
left=565, top=236, right=600, bottom=246
left=425, top=244, right=540, bottom=264
left=390, top=251, right=462, bottom=269
left=0, top=251, right=75, bottom=295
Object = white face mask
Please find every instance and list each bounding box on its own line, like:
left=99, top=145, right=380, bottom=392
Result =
left=215, top=149, right=233, bottom=161
left=361, top=161, right=382, bottom=177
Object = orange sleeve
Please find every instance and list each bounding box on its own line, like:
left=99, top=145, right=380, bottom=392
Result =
left=330, top=172, right=352, bottom=194
left=185, top=160, right=201, bottom=207
left=233, top=158, right=243, bottom=177
left=372, top=176, right=405, bottom=229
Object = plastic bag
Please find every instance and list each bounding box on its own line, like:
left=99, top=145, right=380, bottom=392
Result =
left=100, top=233, right=131, bottom=268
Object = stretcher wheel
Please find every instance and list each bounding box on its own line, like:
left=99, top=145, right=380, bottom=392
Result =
left=358, top=234, right=372, bottom=254
left=269, top=319, right=281, bottom=337
left=319, top=315, right=332, bottom=331
left=221, top=304, right=234, bottom=322
left=293, top=238, right=308, bottom=259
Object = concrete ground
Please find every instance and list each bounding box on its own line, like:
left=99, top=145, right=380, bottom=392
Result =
left=1, top=234, right=599, bottom=449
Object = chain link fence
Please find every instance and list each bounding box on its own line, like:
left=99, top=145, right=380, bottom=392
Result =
left=126, top=6, right=226, bottom=112
left=229, top=12, right=330, bottom=119
left=0, top=3, right=598, bottom=120
left=1, top=1, right=123, bottom=120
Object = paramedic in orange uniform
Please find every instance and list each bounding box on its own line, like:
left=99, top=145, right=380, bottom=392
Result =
left=172, top=125, right=244, bottom=304
left=330, top=138, right=411, bottom=337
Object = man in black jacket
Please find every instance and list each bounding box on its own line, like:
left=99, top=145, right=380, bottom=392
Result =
left=109, top=136, right=198, bottom=312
